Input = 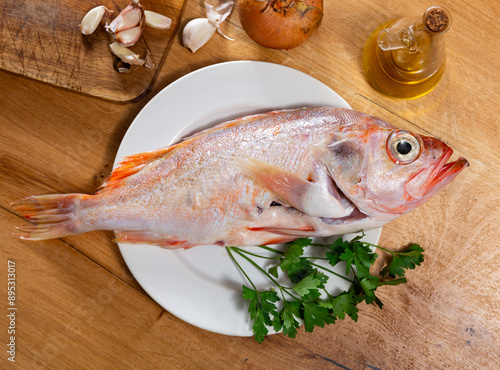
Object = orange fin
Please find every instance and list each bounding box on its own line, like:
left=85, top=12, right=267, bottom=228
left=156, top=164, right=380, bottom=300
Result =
left=114, top=231, right=194, bottom=249
left=248, top=226, right=316, bottom=237
left=180, top=111, right=282, bottom=141
left=226, top=155, right=307, bottom=205
left=100, top=147, right=174, bottom=191
left=100, top=112, right=281, bottom=192
left=232, top=155, right=354, bottom=218
left=11, top=194, right=87, bottom=240
left=262, top=236, right=299, bottom=245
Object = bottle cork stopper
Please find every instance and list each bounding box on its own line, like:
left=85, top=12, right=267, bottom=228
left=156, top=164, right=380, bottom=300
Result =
left=425, top=8, right=449, bottom=33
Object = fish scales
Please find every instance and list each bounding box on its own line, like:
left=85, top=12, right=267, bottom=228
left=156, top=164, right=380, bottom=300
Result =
left=12, top=107, right=468, bottom=247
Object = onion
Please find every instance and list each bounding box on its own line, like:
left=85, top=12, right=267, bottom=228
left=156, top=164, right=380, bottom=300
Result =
left=238, top=0, right=323, bottom=49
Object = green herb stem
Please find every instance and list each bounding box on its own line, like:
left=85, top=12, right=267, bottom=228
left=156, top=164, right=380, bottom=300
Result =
left=363, top=243, right=397, bottom=256
left=256, top=245, right=284, bottom=254
left=228, top=235, right=424, bottom=343
left=309, top=262, right=353, bottom=283
left=230, top=248, right=280, bottom=260
left=377, top=278, right=407, bottom=286
left=226, top=247, right=259, bottom=292
left=228, top=247, right=299, bottom=300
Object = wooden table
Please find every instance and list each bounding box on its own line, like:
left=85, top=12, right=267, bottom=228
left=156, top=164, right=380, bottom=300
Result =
left=1, top=0, right=499, bottom=368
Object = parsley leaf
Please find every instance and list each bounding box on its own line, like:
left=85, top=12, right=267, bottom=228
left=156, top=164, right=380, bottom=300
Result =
left=292, top=272, right=328, bottom=298
left=320, top=291, right=359, bottom=321
left=352, top=241, right=378, bottom=279
left=325, top=238, right=350, bottom=267
left=336, top=240, right=378, bottom=278
left=339, top=248, right=356, bottom=275
left=329, top=237, right=378, bottom=278
left=273, top=300, right=302, bottom=338
left=242, top=285, right=279, bottom=343
left=359, top=276, right=379, bottom=298
left=275, top=238, right=314, bottom=283
left=382, top=244, right=424, bottom=278
left=227, top=234, right=425, bottom=343
left=282, top=238, right=311, bottom=264
left=302, top=302, right=336, bottom=332
left=286, top=257, right=316, bottom=283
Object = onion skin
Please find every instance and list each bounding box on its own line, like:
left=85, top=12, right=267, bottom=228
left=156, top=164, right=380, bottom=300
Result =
left=238, top=0, right=323, bottom=50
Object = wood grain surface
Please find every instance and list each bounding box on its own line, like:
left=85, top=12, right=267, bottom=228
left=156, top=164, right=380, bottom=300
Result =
left=0, top=0, right=185, bottom=101
left=1, top=0, right=499, bottom=368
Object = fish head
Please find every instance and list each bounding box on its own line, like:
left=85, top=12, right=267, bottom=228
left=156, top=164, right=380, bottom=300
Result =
left=326, top=115, right=469, bottom=220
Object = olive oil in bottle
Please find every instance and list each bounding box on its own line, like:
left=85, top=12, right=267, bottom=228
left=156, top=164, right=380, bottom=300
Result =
left=363, top=6, right=452, bottom=99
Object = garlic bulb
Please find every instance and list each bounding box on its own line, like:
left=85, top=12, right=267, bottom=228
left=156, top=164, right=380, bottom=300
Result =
left=79, top=1, right=170, bottom=73
left=79, top=6, right=111, bottom=35
left=182, top=0, right=234, bottom=53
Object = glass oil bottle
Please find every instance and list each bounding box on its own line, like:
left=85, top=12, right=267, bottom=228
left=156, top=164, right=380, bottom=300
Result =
left=363, top=6, right=452, bottom=99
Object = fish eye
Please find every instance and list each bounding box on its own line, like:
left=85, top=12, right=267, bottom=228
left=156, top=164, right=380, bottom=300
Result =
left=387, top=130, right=422, bottom=164
left=397, top=140, right=412, bottom=155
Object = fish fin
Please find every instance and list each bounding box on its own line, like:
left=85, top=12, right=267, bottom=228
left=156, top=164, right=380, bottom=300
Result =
left=99, top=147, right=175, bottom=191
left=179, top=111, right=284, bottom=142
left=101, top=112, right=286, bottom=192
left=231, top=155, right=354, bottom=218
left=248, top=226, right=316, bottom=237
left=262, top=236, right=299, bottom=245
left=114, top=231, right=194, bottom=249
left=11, top=194, right=88, bottom=240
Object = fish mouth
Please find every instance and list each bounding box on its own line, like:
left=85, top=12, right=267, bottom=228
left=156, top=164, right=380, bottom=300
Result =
left=407, top=148, right=469, bottom=199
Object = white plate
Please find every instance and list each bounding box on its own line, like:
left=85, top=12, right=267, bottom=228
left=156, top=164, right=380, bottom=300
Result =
left=115, top=61, right=382, bottom=337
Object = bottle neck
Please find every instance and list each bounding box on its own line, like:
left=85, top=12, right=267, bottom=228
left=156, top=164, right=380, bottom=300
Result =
left=377, top=18, right=419, bottom=53
left=377, top=7, right=451, bottom=53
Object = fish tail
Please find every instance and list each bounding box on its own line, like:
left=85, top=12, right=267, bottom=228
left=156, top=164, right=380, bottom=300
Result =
left=11, top=194, right=89, bottom=240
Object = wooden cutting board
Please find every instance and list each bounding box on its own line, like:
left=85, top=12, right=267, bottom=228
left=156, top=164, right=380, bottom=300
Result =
left=0, top=0, right=185, bottom=102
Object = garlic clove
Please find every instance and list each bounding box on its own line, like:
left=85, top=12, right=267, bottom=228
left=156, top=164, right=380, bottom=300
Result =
left=181, top=1, right=234, bottom=53
left=79, top=6, right=111, bottom=35
left=106, top=4, right=142, bottom=34
left=115, top=26, right=143, bottom=46
left=144, top=10, right=172, bottom=30
left=109, top=42, right=145, bottom=65
left=182, top=18, right=216, bottom=53
left=116, top=7, right=142, bottom=32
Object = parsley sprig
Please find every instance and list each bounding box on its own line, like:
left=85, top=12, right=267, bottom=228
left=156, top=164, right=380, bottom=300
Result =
left=226, top=234, right=424, bottom=343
